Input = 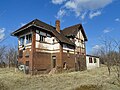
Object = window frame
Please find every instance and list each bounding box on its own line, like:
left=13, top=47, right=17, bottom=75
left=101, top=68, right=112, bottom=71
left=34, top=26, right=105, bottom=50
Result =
left=39, top=31, right=46, bottom=42
left=19, top=33, right=32, bottom=46
left=89, top=57, right=93, bottom=63
left=26, top=34, right=32, bottom=44
left=94, top=58, right=97, bottom=63
left=19, top=36, right=25, bottom=46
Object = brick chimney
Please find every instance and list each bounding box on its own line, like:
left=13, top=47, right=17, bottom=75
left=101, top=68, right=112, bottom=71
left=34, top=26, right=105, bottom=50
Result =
left=55, top=20, right=60, bottom=33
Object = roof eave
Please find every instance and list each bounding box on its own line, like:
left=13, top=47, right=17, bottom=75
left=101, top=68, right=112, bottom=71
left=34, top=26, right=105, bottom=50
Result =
left=11, top=24, right=34, bottom=36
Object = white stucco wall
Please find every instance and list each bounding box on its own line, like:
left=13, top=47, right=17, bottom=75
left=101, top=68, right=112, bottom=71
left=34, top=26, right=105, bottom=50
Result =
left=77, top=30, right=84, bottom=40
left=86, top=55, right=100, bottom=69
left=36, top=33, right=60, bottom=53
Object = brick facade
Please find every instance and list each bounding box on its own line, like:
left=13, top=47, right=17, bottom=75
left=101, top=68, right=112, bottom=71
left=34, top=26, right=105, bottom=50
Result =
left=12, top=19, right=88, bottom=74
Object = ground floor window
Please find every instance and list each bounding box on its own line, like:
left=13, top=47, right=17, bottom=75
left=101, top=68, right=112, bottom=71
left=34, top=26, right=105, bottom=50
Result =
left=94, top=58, right=97, bottom=63
left=89, top=57, right=92, bottom=63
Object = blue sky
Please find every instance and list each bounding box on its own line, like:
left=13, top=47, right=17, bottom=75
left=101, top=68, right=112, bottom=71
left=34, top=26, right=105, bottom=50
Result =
left=0, top=0, right=120, bottom=54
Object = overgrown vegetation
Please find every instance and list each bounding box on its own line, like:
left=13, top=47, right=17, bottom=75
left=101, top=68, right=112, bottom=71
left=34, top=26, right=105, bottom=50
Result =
left=92, top=36, right=120, bottom=82
left=0, top=66, right=120, bottom=90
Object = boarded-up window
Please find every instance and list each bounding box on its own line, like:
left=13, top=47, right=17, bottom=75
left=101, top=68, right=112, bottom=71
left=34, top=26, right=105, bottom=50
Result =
left=25, top=52, right=29, bottom=58
left=19, top=50, right=23, bottom=58
left=89, top=57, right=92, bottom=63
left=26, top=61, right=29, bottom=66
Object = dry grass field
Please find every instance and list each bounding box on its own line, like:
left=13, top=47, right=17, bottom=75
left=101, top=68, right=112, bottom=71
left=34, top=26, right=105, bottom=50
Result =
left=0, top=65, right=120, bottom=90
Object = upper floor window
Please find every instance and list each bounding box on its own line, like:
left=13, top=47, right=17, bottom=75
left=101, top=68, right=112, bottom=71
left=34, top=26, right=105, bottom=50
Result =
left=47, top=34, right=51, bottom=38
left=26, top=34, right=32, bottom=44
left=20, top=36, right=25, bottom=46
left=40, top=35, right=45, bottom=42
left=19, top=33, right=32, bottom=46
left=39, top=31, right=46, bottom=42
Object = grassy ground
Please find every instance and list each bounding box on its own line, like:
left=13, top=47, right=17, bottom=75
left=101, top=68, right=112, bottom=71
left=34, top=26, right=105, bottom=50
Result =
left=0, top=65, right=120, bottom=90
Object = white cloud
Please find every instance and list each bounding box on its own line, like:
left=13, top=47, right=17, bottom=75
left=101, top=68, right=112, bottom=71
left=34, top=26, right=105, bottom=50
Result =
left=0, top=28, right=5, bottom=40
left=89, top=11, right=101, bottom=19
left=52, top=0, right=66, bottom=4
left=91, top=44, right=102, bottom=54
left=92, top=45, right=102, bottom=50
left=103, top=28, right=112, bottom=33
left=81, top=11, right=87, bottom=20
left=20, top=23, right=26, bottom=27
left=56, top=9, right=66, bottom=19
left=53, top=0, right=113, bottom=19
left=115, top=18, right=120, bottom=22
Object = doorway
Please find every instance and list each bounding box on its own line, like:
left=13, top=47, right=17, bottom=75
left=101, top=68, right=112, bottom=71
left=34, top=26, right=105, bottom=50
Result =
left=52, top=56, right=56, bottom=68
left=25, top=61, right=29, bottom=74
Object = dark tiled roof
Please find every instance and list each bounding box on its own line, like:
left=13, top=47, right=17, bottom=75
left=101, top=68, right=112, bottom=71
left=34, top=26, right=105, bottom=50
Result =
left=51, top=30, right=75, bottom=46
left=62, top=24, right=88, bottom=41
left=11, top=19, right=55, bottom=35
left=11, top=19, right=75, bottom=46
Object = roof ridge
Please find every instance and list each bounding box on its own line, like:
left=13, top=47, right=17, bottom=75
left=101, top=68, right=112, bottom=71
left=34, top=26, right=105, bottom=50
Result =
left=63, top=23, right=81, bottom=30
left=34, top=19, right=56, bottom=28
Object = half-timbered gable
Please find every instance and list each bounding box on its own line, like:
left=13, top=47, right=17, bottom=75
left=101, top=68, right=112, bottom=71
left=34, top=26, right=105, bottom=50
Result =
left=62, top=24, right=87, bottom=70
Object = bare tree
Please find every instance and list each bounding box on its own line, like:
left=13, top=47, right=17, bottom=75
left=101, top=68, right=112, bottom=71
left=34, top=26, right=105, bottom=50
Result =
left=97, top=37, right=119, bottom=75
left=112, top=44, right=120, bottom=79
left=0, top=46, right=6, bottom=67
left=5, top=47, right=17, bottom=68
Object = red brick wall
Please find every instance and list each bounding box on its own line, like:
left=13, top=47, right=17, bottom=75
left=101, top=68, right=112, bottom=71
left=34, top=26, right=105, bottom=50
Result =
left=62, top=52, right=75, bottom=69
left=33, top=52, right=51, bottom=70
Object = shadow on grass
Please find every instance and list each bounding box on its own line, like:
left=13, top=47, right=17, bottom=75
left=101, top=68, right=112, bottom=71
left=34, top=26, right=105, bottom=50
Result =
left=75, top=84, right=102, bottom=90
